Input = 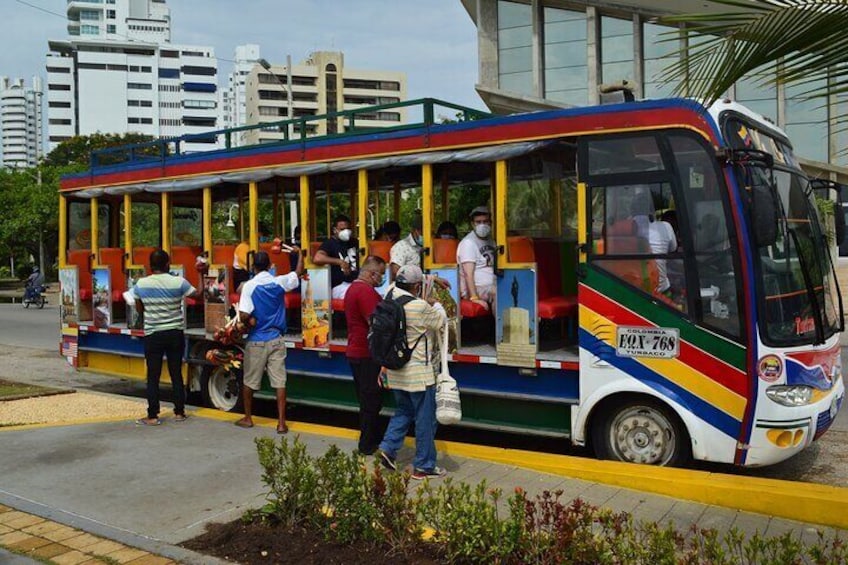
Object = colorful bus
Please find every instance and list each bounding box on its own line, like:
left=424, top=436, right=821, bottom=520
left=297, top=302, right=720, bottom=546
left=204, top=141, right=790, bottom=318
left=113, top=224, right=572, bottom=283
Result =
left=57, top=97, right=844, bottom=467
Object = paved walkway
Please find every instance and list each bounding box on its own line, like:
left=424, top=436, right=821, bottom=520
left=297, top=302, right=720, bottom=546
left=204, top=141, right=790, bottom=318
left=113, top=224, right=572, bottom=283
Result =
left=0, top=400, right=844, bottom=563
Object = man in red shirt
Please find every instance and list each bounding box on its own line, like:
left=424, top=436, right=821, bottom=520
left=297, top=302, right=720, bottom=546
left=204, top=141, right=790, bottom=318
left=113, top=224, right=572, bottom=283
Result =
left=344, top=255, right=387, bottom=455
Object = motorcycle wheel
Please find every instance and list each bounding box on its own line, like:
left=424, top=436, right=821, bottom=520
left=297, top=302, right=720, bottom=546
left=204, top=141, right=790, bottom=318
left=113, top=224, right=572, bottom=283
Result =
left=23, top=299, right=29, bottom=308
left=37, top=296, right=45, bottom=309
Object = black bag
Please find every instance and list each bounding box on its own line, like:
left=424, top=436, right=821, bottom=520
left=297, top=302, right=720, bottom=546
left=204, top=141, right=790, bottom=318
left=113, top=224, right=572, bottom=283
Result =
left=368, top=290, right=425, bottom=370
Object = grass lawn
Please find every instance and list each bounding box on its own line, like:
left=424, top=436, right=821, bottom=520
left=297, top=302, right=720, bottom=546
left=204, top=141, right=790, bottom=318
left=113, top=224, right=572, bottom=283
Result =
left=0, top=379, right=60, bottom=400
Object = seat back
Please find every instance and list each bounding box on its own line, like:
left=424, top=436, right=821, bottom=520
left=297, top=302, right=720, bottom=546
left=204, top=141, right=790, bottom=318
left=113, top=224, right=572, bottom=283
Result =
left=532, top=239, right=563, bottom=301
left=99, top=248, right=126, bottom=293
left=310, top=241, right=322, bottom=259
left=260, top=242, right=292, bottom=274
left=171, top=245, right=203, bottom=288
left=212, top=244, right=236, bottom=267
left=432, top=238, right=459, bottom=264
left=67, top=249, right=93, bottom=296
left=132, top=246, right=157, bottom=271
left=368, top=240, right=393, bottom=262
left=507, top=236, right=535, bottom=263
left=603, top=219, right=657, bottom=293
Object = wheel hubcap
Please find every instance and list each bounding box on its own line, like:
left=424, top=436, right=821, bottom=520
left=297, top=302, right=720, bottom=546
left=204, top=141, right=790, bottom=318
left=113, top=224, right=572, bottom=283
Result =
left=609, top=406, right=676, bottom=465
left=209, top=367, right=239, bottom=411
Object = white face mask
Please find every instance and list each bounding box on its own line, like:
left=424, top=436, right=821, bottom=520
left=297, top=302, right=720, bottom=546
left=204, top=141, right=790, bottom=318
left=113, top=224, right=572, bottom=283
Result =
left=474, top=223, right=491, bottom=239
left=338, top=228, right=352, bottom=242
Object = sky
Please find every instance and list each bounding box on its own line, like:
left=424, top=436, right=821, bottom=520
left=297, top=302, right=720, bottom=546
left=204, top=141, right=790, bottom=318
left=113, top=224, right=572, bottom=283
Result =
left=4, top=0, right=483, bottom=110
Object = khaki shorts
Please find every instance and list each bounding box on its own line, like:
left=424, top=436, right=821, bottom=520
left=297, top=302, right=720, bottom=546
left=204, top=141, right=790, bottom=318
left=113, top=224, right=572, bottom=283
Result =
left=243, top=336, right=287, bottom=390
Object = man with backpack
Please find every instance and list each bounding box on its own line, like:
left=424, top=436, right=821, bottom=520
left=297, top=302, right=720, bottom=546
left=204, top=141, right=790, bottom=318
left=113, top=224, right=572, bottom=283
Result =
left=345, top=255, right=388, bottom=455
left=372, top=265, right=448, bottom=480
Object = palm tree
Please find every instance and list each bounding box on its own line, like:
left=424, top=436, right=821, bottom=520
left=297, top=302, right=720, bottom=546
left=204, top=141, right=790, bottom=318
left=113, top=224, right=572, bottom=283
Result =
left=660, top=1, right=848, bottom=106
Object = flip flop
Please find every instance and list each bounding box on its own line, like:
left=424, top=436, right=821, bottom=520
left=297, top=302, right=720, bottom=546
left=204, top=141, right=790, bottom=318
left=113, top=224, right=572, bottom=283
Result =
left=234, top=419, right=254, bottom=429
left=173, top=414, right=188, bottom=423
left=136, top=418, right=161, bottom=426
left=276, top=424, right=289, bottom=435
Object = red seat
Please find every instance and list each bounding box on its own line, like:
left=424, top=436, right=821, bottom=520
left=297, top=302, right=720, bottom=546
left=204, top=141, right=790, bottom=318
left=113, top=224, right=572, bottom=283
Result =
left=99, top=248, right=126, bottom=303
left=332, top=298, right=345, bottom=312
left=507, top=236, right=535, bottom=263
left=132, top=246, right=157, bottom=272
left=67, top=249, right=93, bottom=301
left=604, top=220, right=658, bottom=294
left=533, top=239, right=577, bottom=320
left=538, top=295, right=577, bottom=318
left=461, top=299, right=490, bottom=318
left=369, top=240, right=393, bottom=262
left=171, top=245, right=203, bottom=287
left=260, top=242, right=292, bottom=274
left=229, top=292, right=241, bottom=308
left=432, top=238, right=458, bottom=264
left=285, top=292, right=301, bottom=309
left=310, top=241, right=322, bottom=258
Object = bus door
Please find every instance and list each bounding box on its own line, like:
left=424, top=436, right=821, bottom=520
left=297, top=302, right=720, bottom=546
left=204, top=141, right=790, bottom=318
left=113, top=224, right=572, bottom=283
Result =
left=575, top=132, right=748, bottom=465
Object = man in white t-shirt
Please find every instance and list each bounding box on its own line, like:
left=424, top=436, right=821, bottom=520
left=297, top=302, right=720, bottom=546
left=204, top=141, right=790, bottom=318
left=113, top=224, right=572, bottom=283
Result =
left=457, top=206, right=497, bottom=310
left=647, top=219, right=677, bottom=294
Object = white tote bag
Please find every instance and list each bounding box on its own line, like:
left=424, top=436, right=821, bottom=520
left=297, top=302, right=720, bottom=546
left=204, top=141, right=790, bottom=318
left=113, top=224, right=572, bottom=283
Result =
left=435, top=321, right=462, bottom=425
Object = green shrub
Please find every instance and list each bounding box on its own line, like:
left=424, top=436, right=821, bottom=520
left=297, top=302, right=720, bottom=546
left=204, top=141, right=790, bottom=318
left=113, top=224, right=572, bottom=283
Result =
left=254, top=436, right=321, bottom=528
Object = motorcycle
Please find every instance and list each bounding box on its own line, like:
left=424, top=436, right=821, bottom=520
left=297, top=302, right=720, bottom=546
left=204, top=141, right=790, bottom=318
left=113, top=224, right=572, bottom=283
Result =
left=23, top=284, right=47, bottom=309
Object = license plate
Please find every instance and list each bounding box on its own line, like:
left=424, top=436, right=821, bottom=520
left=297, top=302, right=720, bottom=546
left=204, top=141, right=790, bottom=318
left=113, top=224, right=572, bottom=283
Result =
left=615, top=326, right=680, bottom=359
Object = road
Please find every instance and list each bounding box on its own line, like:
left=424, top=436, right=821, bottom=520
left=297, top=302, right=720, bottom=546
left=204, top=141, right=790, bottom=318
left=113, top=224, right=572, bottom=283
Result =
left=0, top=300, right=845, bottom=486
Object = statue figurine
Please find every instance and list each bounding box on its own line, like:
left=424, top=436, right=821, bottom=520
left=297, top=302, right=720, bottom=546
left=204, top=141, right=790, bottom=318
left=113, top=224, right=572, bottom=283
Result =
left=511, top=275, right=519, bottom=308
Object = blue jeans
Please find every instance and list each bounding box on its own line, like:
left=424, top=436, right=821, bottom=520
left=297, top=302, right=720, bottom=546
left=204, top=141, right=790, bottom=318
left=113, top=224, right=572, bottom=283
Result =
left=379, top=386, right=437, bottom=472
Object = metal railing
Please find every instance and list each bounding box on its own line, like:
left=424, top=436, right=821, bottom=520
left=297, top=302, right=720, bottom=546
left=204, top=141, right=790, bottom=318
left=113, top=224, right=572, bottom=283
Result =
left=89, top=98, right=492, bottom=171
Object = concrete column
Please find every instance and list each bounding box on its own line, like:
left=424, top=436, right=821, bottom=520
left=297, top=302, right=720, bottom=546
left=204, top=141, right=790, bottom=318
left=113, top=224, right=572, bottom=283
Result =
left=531, top=0, right=543, bottom=98
left=587, top=6, right=599, bottom=104
left=633, top=13, right=643, bottom=98
left=477, top=0, right=499, bottom=90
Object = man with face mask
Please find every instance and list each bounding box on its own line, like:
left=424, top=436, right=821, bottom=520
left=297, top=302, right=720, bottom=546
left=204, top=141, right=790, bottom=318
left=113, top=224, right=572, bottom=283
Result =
left=344, top=255, right=388, bottom=455
left=389, top=214, right=424, bottom=279
left=314, top=214, right=359, bottom=299
left=457, top=206, right=496, bottom=310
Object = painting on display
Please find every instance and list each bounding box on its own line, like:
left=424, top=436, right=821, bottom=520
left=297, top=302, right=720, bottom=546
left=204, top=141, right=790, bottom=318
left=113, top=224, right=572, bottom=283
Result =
left=58, top=266, right=79, bottom=325
left=125, top=268, right=145, bottom=330
left=301, top=268, right=331, bottom=349
left=204, top=267, right=229, bottom=335
left=169, top=265, right=187, bottom=326
left=429, top=267, right=459, bottom=353
left=496, top=268, right=538, bottom=368
left=92, top=267, right=112, bottom=329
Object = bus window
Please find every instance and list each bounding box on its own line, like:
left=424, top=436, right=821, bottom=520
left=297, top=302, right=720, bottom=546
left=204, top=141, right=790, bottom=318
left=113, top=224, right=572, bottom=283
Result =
left=433, top=162, right=493, bottom=240
left=172, top=206, right=202, bottom=248
left=670, top=134, right=743, bottom=339
left=129, top=201, right=160, bottom=248
left=587, top=136, right=664, bottom=175
left=312, top=172, right=356, bottom=241
left=68, top=200, right=110, bottom=250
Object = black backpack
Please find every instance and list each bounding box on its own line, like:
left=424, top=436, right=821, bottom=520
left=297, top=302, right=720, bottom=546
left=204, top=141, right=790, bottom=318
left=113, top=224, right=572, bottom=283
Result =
left=368, top=290, right=425, bottom=370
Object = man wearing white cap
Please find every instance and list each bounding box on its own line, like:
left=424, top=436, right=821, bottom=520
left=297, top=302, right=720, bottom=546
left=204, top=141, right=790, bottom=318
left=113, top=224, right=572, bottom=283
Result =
left=457, top=206, right=497, bottom=309
left=377, top=264, right=448, bottom=480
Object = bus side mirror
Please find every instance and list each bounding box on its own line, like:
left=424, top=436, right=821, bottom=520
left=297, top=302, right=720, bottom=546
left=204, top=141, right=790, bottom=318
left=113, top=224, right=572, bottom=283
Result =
left=753, top=184, right=778, bottom=247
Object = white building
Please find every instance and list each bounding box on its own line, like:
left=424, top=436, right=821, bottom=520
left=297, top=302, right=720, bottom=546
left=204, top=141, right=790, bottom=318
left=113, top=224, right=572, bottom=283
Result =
left=220, top=44, right=260, bottom=144
left=242, top=51, right=407, bottom=144
left=0, top=77, right=43, bottom=169
left=46, top=0, right=219, bottom=153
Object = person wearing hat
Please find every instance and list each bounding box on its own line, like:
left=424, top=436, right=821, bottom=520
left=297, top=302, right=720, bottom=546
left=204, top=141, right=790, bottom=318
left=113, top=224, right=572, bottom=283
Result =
left=389, top=213, right=425, bottom=279
left=234, top=248, right=304, bottom=434
left=457, top=205, right=497, bottom=309
left=377, top=264, right=448, bottom=480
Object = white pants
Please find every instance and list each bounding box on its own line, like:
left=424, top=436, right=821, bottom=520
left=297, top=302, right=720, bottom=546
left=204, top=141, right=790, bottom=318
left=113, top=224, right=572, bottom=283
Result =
left=332, top=282, right=351, bottom=299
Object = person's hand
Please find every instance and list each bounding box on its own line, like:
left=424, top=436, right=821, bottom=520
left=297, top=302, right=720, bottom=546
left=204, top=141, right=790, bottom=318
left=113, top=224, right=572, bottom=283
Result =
left=472, top=298, right=489, bottom=310
left=340, top=260, right=351, bottom=276
left=434, top=276, right=451, bottom=289
left=426, top=295, right=439, bottom=306
left=289, top=245, right=301, bottom=255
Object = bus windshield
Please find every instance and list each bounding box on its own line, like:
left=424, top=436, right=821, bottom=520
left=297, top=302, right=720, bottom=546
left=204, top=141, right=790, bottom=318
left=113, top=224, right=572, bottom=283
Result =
left=724, top=117, right=842, bottom=345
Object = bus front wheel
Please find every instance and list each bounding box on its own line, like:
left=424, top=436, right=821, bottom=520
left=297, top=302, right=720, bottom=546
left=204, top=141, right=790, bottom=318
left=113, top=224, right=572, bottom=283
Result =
left=592, top=398, right=690, bottom=467
left=201, top=365, right=243, bottom=413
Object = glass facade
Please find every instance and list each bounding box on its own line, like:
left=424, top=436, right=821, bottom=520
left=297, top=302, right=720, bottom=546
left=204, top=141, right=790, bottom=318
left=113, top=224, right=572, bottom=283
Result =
left=543, top=7, right=587, bottom=106
left=601, top=16, right=633, bottom=84
left=498, top=0, right=534, bottom=96
left=492, top=2, right=840, bottom=166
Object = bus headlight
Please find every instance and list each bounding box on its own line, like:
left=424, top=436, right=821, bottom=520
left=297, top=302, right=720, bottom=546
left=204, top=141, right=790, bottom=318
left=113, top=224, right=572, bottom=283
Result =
left=766, top=385, right=814, bottom=406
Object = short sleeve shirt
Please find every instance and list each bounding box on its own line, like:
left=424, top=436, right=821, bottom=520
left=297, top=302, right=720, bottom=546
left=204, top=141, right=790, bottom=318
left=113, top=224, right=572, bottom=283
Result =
left=234, top=242, right=249, bottom=270
left=389, top=234, right=422, bottom=269
left=456, top=231, right=497, bottom=290
left=319, top=238, right=359, bottom=287
left=239, top=270, right=300, bottom=342
left=134, top=273, right=195, bottom=334
left=344, top=279, right=382, bottom=359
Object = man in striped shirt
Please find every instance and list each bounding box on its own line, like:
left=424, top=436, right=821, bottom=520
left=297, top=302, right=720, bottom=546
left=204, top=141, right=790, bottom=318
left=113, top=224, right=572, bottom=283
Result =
left=134, top=249, right=199, bottom=426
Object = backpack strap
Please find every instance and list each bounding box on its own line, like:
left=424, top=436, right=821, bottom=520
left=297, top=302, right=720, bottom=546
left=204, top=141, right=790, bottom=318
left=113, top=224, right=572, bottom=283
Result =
left=395, top=294, right=426, bottom=354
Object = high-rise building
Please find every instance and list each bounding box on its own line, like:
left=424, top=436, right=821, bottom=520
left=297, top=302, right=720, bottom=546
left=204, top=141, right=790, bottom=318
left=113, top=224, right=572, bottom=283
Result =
left=0, top=77, right=43, bottom=169
left=220, top=44, right=261, bottom=146
left=46, top=0, right=219, bottom=152
left=242, top=51, right=407, bottom=144
left=460, top=0, right=847, bottom=183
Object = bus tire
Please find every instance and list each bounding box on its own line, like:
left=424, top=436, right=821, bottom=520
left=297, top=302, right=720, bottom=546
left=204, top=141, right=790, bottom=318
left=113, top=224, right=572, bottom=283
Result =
left=201, top=364, right=243, bottom=413
left=592, top=397, right=691, bottom=467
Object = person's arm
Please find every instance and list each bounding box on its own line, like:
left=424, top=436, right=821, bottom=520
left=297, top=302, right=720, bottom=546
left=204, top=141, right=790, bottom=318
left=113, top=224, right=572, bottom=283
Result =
left=237, top=284, right=255, bottom=327
left=136, top=299, right=145, bottom=315
left=313, top=246, right=351, bottom=275
left=421, top=300, right=448, bottom=332
left=390, top=263, right=400, bottom=279
left=182, top=279, right=200, bottom=299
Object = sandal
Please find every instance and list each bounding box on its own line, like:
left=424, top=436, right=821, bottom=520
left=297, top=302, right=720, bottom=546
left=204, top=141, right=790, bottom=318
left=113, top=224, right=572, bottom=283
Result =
left=276, top=424, right=289, bottom=435
left=234, top=418, right=254, bottom=429
left=136, top=418, right=161, bottom=426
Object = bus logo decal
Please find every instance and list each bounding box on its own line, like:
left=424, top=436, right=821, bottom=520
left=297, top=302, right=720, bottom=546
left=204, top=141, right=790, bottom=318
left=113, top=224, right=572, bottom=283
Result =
left=757, top=355, right=782, bottom=383
left=615, top=326, right=679, bottom=359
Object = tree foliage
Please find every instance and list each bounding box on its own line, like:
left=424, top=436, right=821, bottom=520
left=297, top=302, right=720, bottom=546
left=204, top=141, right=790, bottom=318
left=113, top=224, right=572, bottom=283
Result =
left=661, top=1, right=848, bottom=107
left=43, top=132, right=160, bottom=171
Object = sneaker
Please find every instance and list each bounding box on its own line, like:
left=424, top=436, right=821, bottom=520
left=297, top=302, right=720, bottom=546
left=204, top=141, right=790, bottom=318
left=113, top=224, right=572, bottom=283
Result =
left=411, top=466, right=447, bottom=480
left=378, top=450, right=397, bottom=471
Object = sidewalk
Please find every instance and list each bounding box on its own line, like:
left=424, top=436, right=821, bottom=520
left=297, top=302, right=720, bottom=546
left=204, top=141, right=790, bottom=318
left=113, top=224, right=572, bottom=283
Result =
left=1, top=396, right=845, bottom=565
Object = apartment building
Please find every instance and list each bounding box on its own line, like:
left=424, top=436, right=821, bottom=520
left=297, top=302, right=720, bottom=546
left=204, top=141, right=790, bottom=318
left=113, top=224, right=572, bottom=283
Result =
left=0, top=77, right=43, bottom=169
left=242, top=51, right=407, bottom=144
left=46, top=0, right=219, bottom=152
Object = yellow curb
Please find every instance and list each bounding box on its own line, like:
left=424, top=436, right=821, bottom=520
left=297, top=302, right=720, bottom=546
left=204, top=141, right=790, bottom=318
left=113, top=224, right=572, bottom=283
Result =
left=193, top=408, right=848, bottom=530
left=0, top=415, right=137, bottom=432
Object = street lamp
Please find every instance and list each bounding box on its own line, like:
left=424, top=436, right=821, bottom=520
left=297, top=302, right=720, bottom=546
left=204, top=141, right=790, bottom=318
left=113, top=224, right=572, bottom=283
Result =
left=256, top=56, right=294, bottom=139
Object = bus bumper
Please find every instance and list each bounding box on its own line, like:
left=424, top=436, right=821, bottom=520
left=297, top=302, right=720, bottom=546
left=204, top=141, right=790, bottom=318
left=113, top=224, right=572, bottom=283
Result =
left=743, top=377, right=844, bottom=467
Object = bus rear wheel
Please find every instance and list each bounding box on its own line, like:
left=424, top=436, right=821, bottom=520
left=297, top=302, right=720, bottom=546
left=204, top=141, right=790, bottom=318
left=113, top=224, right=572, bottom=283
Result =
left=201, top=365, right=243, bottom=413
left=592, top=398, right=690, bottom=467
